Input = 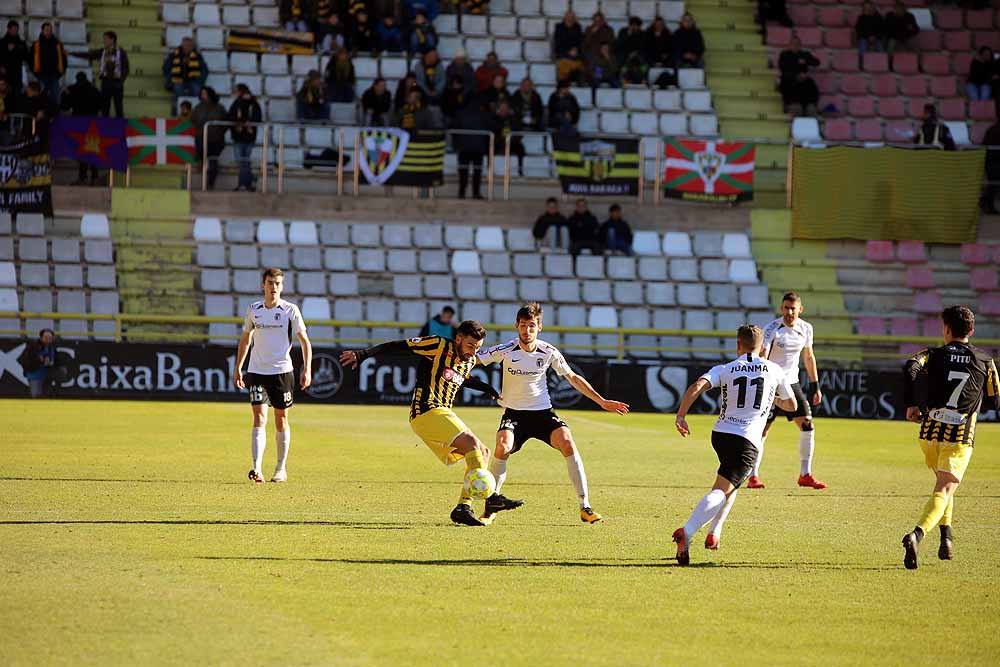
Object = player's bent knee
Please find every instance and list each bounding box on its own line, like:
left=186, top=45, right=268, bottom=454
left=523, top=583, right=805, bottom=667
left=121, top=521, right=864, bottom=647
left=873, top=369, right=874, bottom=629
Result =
left=800, top=419, right=814, bottom=432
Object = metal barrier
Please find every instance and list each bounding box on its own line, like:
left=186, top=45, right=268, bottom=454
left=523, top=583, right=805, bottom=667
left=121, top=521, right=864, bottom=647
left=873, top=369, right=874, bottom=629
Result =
left=201, top=119, right=272, bottom=192
left=273, top=123, right=348, bottom=195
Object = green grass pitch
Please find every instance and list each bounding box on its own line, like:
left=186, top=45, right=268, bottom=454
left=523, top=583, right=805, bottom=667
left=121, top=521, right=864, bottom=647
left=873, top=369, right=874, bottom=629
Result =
left=3, top=400, right=999, bottom=665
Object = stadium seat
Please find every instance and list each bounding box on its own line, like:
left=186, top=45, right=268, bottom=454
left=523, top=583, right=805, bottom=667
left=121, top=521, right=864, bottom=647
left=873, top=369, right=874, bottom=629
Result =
left=229, top=245, right=257, bottom=268
left=905, top=266, right=934, bottom=289
left=505, top=228, right=535, bottom=253
left=960, top=243, right=991, bottom=265
left=981, top=293, right=1000, bottom=316
left=200, top=269, right=229, bottom=292
left=508, top=254, right=538, bottom=278
left=766, top=26, right=792, bottom=47
left=913, top=291, right=943, bottom=314
left=920, top=54, right=949, bottom=76
left=630, top=112, right=658, bottom=135
left=632, top=231, right=661, bottom=256
left=348, top=223, right=379, bottom=247
left=232, top=269, right=263, bottom=293
left=475, top=227, right=505, bottom=251
left=197, top=243, right=225, bottom=268
left=855, top=316, right=886, bottom=336
left=676, top=283, right=706, bottom=307
left=581, top=280, right=611, bottom=305
left=451, top=250, right=481, bottom=275
left=693, top=232, right=723, bottom=257
left=292, top=247, right=322, bottom=270
left=225, top=220, right=255, bottom=243
left=862, top=52, right=888, bottom=73
left=77, top=213, right=108, bottom=239
left=610, top=281, right=641, bottom=305
left=728, top=259, right=758, bottom=283
left=700, top=259, right=729, bottom=283
left=51, top=239, right=79, bottom=263
left=397, top=301, right=428, bottom=325
left=847, top=96, right=876, bottom=118
left=708, top=284, right=739, bottom=308
left=823, top=119, right=851, bottom=141
left=356, top=248, right=385, bottom=272
left=945, top=122, right=971, bottom=146
left=329, top=272, right=360, bottom=296
left=871, top=74, right=897, bottom=97
left=739, top=285, right=770, bottom=309
left=297, top=272, right=326, bottom=295
left=884, top=121, right=914, bottom=142
left=971, top=101, right=996, bottom=121
left=721, top=233, right=751, bottom=258
left=669, top=258, right=699, bottom=282
left=519, top=278, right=549, bottom=302
left=324, top=248, right=353, bottom=272
left=659, top=113, right=687, bottom=136
left=897, top=240, right=927, bottom=263
left=457, top=276, right=487, bottom=300
left=387, top=249, right=417, bottom=274
left=690, top=115, right=718, bottom=137
left=544, top=255, right=574, bottom=279
left=854, top=119, right=883, bottom=142
left=380, top=224, right=411, bottom=249
left=970, top=268, right=998, bottom=291
left=415, top=249, right=446, bottom=274
left=18, top=237, right=46, bottom=261
left=662, top=231, right=693, bottom=257
left=792, top=117, right=822, bottom=142
left=256, top=220, right=286, bottom=244
left=890, top=317, right=919, bottom=336
left=444, top=225, right=474, bottom=250
left=653, top=90, right=682, bottom=111
left=878, top=98, right=906, bottom=119
left=607, top=257, right=637, bottom=280
left=575, top=255, right=604, bottom=279
left=478, top=252, right=510, bottom=276
left=832, top=50, right=857, bottom=73
left=550, top=279, right=581, bottom=304
left=646, top=282, right=675, bottom=306
left=866, top=240, right=895, bottom=262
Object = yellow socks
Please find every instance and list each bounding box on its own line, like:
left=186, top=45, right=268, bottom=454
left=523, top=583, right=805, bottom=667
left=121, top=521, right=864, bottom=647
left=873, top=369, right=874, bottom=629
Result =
left=917, top=491, right=950, bottom=534
left=939, top=496, right=954, bottom=527
left=458, top=449, right=486, bottom=506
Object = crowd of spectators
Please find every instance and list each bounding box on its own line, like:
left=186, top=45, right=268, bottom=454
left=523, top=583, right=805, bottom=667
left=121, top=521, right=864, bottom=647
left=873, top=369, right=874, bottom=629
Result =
left=533, top=197, right=635, bottom=256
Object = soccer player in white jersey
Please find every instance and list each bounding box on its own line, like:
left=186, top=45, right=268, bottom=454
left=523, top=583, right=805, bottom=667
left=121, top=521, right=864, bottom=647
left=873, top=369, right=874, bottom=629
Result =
left=476, top=303, right=630, bottom=524
left=671, top=324, right=797, bottom=564
left=233, top=268, right=313, bottom=484
left=748, top=291, right=828, bottom=490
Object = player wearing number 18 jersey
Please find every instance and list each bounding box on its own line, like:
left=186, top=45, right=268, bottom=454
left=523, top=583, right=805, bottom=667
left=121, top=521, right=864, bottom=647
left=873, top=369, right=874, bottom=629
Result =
left=900, top=306, right=999, bottom=569
left=671, top=325, right=796, bottom=563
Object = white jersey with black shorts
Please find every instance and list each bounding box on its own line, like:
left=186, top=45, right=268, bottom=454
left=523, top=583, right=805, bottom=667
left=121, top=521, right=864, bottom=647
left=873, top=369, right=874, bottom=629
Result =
left=242, top=299, right=306, bottom=409
left=477, top=338, right=572, bottom=453
left=701, top=353, right=794, bottom=487
left=762, top=317, right=813, bottom=421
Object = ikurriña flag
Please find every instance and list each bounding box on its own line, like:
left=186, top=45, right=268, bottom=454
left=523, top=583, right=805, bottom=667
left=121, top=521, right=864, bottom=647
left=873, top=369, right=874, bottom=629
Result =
left=126, top=117, right=197, bottom=165
left=552, top=135, right=640, bottom=196
left=664, top=139, right=755, bottom=203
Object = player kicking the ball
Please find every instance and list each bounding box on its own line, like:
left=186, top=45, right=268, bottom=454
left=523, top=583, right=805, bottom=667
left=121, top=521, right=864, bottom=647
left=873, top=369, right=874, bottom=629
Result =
left=339, top=321, right=500, bottom=527
left=749, top=291, right=827, bottom=490
left=900, top=306, right=999, bottom=569
left=233, top=268, right=312, bottom=484
left=672, top=324, right=796, bottom=563
left=477, top=303, right=630, bottom=524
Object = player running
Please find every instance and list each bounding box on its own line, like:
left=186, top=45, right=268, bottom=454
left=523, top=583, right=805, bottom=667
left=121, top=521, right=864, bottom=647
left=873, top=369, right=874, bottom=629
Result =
left=672, top=325, right=796, bottom=564
left=233, top=268, right=313, bottom=484
left=477, top=303, right=630, bottom=524
left=900, top=306, right=999, bottom=570
left=339, top=322, right=500, bottom=527
left=749, top=291, right=827, bottom=490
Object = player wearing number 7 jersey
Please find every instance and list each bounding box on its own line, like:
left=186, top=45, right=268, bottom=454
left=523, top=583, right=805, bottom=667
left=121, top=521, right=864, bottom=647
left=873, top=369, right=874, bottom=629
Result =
left=900, top=306, right=999, bottom=570
left=671, top=325, right=797, bottom=564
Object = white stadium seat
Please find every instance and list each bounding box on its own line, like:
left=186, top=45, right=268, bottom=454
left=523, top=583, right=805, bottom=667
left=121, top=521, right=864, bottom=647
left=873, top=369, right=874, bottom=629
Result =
left=462, top=15, right=489, bottom=36
left=260, top=54, right=288, bottom=75
left=659, top=0, right=685, bottom=21
left=683, top=91, right=712, bottom=112
left=792, top=117, right=822, bottom=143
left=256, top=220, right=286, bottom=244
left=690, top=114, right=719, bottom=136
left=600, top=111, right=629, bottom=133
left=56, top=0, right=84, bottom=18
left=490, top=16, right=518, bottom=37
left=654, top=89, right=682, bottom=111
left=230, top=52, right=258, bottom=74
left=595, top=88, right=623, bottom=109
left=630, top=112, right=658, bottom=135
left=80, top=213, right=109, bottom=239
left=728, top=259, right=759, bottom=283
left=722, top=233, right=752, bottom=258
left=659, top=113, right=687, bottom=136
left=475, top=227, right=505, bottom=251
left=288, top=221, right=318, bottom=246
left=445, top=225, right=475, bottom=249
left=223, top=5, right=251, bottom=26
left=451, top=250, right=481, bottom=275
left=196, top=27, right=224, bottom=50
left=624, top=88, right=653, bottom=111
left=678, top=68, right=705, bottom=89
left=524, top=40, right=550, bottom=62
left=193, top=4, right=221, bottom=26
left=163, top=4, right=188, bottom=23
left=663, top=231, right=693, bottom=257
left=632, top=231, right=661, bottom=256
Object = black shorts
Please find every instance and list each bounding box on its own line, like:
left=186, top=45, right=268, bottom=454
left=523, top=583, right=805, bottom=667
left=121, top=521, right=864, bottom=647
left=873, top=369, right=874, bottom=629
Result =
left=246, top=371, right=295, bottom=410
left=711, top=431, right=759, bottom=489
left=498, top=408, right=568, bottom=454
left=769, top=382, right=812, bottom=422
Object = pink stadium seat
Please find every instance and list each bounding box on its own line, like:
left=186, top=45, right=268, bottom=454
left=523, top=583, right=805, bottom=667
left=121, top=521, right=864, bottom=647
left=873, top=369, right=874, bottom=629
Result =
left=953, top=53, right=973, bottom=76
left=863, top=52, right=889, bottom=72
left=914, top=291, right=943, bottom=315
left=832, top=50, right=859, bottom=72
left=920, top=54, right=951, bottom=76
left=813, top=0, right=836, bottom=5
left=920, top=317, right=942, bottom=338
left=840, top=74, right=868, bottom=95
left=900, top=76, right=928, bottom=97
left=914, top=30, right=942, bottom=51
left=966, top=9, right=996, bottom=30
left=823, top=118, right=852, bottom=140
left=907, top=99, right=933, bottom=119
left=885, top=121, right=915, bottom=142
left=842, top=0, right=864, bottom=5
left=974, top=31, right=1000, bottom=50
left=812, top=49, right=832, bottom=71
left=824, top=28, right=853, bottom=49
left=856, top=316, right=887, bottom=335
left=905, top=266, right=935, bottom=289
left=930, top=77, right=958, bottom=98
left=855, top=118, right=884, bottom=141
left=960, top=243, right=991, bottom=265
left=798, top=27, right=824, bottom=48
left=871, top=74, right=897, bottom=97
left=866, top=240, right=895, bottom=262
left=897, top=240, right=927, bottom=263
left=892, top=52, right=919, bottom=75
left=971, top=122, right=992, bottom=144
left=992, top=246, right=1000, bottom=264
left=970, top=268, right=999, bottom=292
left=789, top=6, right=817, bottom=26
left=899, top=343, right=924, bottom=358
left=938, top=98, right=966, bottom=121
left=981, top=293, right=1000, bottom=316
left=890, top=317, right=920, bottom=336
left=848, top=96, right=876, bottom=117
left=879, top=98, right=906, bottom=118
left=818, top=7, right=846, bottom=27
left=971, top=101, right=997, bottom=121
left=766, top=27, right=792, bottom=47
left=819, top=94, right=846, bottom=113
left=816, top=74, right=838, bottom=94
left=943, top=30, right=971, bottom=52
left=934, top=9, right=963, bottom=30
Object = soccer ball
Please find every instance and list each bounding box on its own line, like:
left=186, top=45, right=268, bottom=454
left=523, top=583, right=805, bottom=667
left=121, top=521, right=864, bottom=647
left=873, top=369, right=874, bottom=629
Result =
left=464, top=468, right=496, bottom=499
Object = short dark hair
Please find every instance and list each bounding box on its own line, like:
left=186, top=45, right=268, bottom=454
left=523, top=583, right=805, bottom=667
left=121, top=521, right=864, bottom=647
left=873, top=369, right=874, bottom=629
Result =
left=782, top=291, right=801, bottom=304
left=441, top=306, right=455, bottom=315
left=546, top=197, right=558, bottom=205
left=941, top=305, right=975, bottom=338
left=104, top=30, right=117, bottom=42
left=609, top=203, right=621, bottom=213
left=737, top=324, right=764, bottom=351
left=516, top=302, right=543, bottom=324
left=261, top=268, right=284, bottom=282
left=456, top=320, right=487, bottom=340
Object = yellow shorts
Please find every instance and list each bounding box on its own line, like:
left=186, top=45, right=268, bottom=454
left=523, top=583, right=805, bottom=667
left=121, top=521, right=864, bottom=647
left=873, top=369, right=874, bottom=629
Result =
left=920, top=439, right=973, bottom=481
left=410, top=408, right=469, bottom=466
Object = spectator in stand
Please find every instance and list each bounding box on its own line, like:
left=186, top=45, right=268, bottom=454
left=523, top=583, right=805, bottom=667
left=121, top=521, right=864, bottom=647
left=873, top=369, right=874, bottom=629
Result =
left=642, top=16, right=672, bottom=67
left=60, top=72, right=103, bottom=186
left=673, top=13, right=705, bottom=68
left=966, top=47, right=996, bottom=102
left=404, top=0, right=440, bottom=23
left=192, top=86, right=227, bottom=190
left=450, top=97, right=489, bottom=199
left=0, top=21, right=28, bottom=93
left=420, top=306, right=458, bottom=338
left=19, top=82, right=52, bottom=139
left=178, top=99, right=192, bottom=119
left=475, top=52, right=507, bottom=94
left=162, top=37, right=208, bottom=107
left=615, top=17, right=644, bottom=66
left=582, top=12, right=615, bottom=64
left=296, top=69, right=331, bottom=120
left=23, top=328, right=56, bottom=398
left=588, top=43, right=620, bottom=88
left=512, top=78, right=544, bottom=131
left=554, top=10, right=583, bottom=59
left=376, top=15, right=404, bottom=53
left=532, top=197, right=569, bottom=249
left=280, top=0, right=312, bottom=32
left=778, top=36, right=820, bottom=115
left=482, top=72, right=510, bottom=112
left=350, top=9, right=375, bottom=54
left=71, top=31, right=129, bottom=118
left=758, top=0, right=793, bottom=28
left=855, top=1, right=884, bottom=59
left=913, top=103, right=955, bottom=151
left=229, top=83, right=262, bottom=191
left=557, top=47, right=587, bottom=86
left=883, top=1, right=919, bottom=59
left=445, top=49, right=475, bottom=97
left=324, top=47, right=356, bottom=102
left=408, top=11, right=438, bottom=55
left=415, top=49, right=446, bottom=105
left=440, top=74, right=467, bottom=121
left=0, top=77, right=16, bottom=139
left=568, top=198, right=602, bottom=256
left=981, top=120, right=1000, bottom=214
left=600, top=204, right=634, bottom=255
left=316, top=12, right=346, bottom=53
left=462, top=0, right=488, bottom=16
left=548, top=81, right=580, bottom=135
left=361, top=77, right=391, bottom=125
left=396, top=88, right=437, bottom=130
left=30, top=22, right=67, bottom=107
left=394, top=72, right=422, bottom=111
left=622, top=54, right=647, bottom=86
left=492, top=99, right=524, bottom=176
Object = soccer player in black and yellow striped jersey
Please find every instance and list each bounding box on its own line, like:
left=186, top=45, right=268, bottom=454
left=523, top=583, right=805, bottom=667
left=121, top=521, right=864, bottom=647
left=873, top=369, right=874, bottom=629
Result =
left=339, top=320, right=500, bottom=526
left=901, top=305, right=1000, bottom=569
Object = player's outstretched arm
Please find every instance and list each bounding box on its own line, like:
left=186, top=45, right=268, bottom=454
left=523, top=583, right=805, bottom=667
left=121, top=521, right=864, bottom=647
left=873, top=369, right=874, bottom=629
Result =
left=461, top=376, right=502, bottom=403
left=233, top=330, right=252, bottom=389
left=674, top=378, right=710, bottom=437
left=297, top=330, right=313, bottom=389
left=338, top=339, right=418, bottom=369
left=566, top=372, right=630, bottom=415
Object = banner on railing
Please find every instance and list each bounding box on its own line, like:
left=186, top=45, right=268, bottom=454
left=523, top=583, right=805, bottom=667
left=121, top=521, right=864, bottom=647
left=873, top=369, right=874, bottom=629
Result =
left=358, top=128, right=445, bottom=187
left=226, top=28, right=314, bottom=55
left=552, top=135, right=640, bottom=195
left=49, top=116, right=128, bottom=172
left=663, top=139, right=755, bottom=203
left=0, top=135, right=53, bottom=216
left=126, top=118, right=197, bottom=165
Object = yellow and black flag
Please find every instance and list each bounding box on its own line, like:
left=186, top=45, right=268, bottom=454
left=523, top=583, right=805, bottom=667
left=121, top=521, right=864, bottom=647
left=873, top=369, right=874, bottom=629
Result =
left=359, top=128, right=445, bottom=188
left=552, top=135, right=640, bottom=196
left=0, top=135, right=53, bottom=216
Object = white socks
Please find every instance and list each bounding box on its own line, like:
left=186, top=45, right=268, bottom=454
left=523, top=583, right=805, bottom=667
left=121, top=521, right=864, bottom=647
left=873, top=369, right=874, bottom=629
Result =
left=799, top=430, right=815, bottom=476
left=708, top=490, right=738, bottom=539
left=751, top=437, right=766, bottom=478
left=275, top=428, right=290, bottom=473
left=684, top=489, right=727, bottom=540
left=566, top=452, right=590, bottom=509
left=489, top=456, right=508, bottom=494
left=251, top=427, right=266, bottom=473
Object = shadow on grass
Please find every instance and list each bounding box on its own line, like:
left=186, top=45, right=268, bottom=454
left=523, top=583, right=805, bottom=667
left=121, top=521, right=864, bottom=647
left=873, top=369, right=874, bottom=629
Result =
left=0, top=520, right=412, bottom=530
left=0, top=476, right=244, bottom=485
